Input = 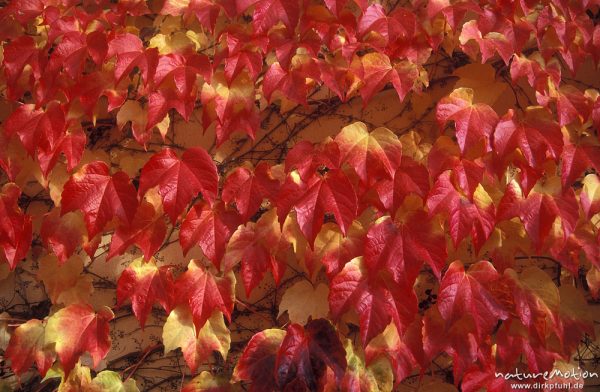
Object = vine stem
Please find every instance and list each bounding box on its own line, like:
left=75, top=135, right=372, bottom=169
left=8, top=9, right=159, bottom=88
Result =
left=121, top=343, right=164, bottom=382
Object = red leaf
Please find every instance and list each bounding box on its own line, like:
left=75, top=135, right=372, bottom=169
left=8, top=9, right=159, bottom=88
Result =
left=154, top=53, right=211, bottom=98
left=2, top=36, right=41, bottom=99
left=497, top=180, right=578, bottom=250
left=175, top=260, right=235, bottom=331
left=427, top=171, right=495, bottom=251
left=437, top=261, right=508, bottom=339
left=108, top=201, right=167, bottom=261
left=284, top=140, right=340, bottom=181
left=48, top=31, right=107, bottom=79
left=294, top=169, right=358, bottom=245
left=61, top=161, right=138, bottom=238
left=4, top=103, right=68, bottom=177
left=275, top=320, right=347, bottom=389
left=161, top=0, right=237, bottom=32
left=365, top=317, right=425, bottom=383
left=0, top=183, right=32, bottom=269
left=116, top=257, right=175, bottom=328
left=222, top=163, right=280, bottom=221
left=436, top=88, right=499, bottom=154
left=233, top=328, right=286, bottom=391
left=200, top=71, right=259, bottom=146
left=5, top=319, right=55, bottom=377
left=45, top=304, right=114, bottom=377
left=107, top=33, right=158, bottom=84
left=352, top=52, right=419, bottom=105
left=392, top=157, right=430, bottom=210
left=138, top=147, right=218, bottom=223
left=179, top=201, right=241, bottom=269
left=147, top=88, right=195, bottom=130
left=560, top=140, right=600, bottom=188
left=364, top=214, right=446, bottom=284
left=329, top=257, right=417, bottom=346
left=493, top=108, right=562, bottom=169
left=252, top=0, right=300, bottom=34
left=334, top=122, right=403, bottom=184
left=41, top=210, right=85, bottom=265
left=263, top=61, right=318, bottom=105
left=222, top=209, right=287, bottom=297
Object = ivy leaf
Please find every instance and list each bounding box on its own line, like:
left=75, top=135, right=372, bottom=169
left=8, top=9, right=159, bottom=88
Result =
left=0, top=183, right=32, bottom=269
left=107, top=33, right=158, bottom=84
left=293, top=169, right=358, bottom=245
left=40, top=210, right=86, bottom=265
left=581, top=174, right=600, bottom=219
left=493, top=107, right=562, bottom=169
left=47, top=31, right=107, bottom=79
left=437, top=261, right=508, bottom=339
left=160, top=0, right=237, bottom=32
left=200, top=71, right=259, bottom=146
left=275, top=319, right=347, bottom=389
left=61, top=161, right=138, bottom=239
left=560, top=139, right=600, bottom=188
left=285, top=140, right=341, bottom=181
left=183, top=371, right=231, bottom=392
left=278, top=281, right=329, bottom=324
left=37, top=255, right=93, bottom=306
left=366, top=212, right=447, bottom=282
left=116, top=257, right=175, bottom=328
left=436, top=88, right=499, bottom=154
left=108, top=200, right=167, bottom=261
left=175, top=260, right=235, bottom=332
left=92, top=370, right=140, bottom=391
left=138, top=148, right=218, bottom=223
left=252, top=0, right=300, bottom=34
left=427, top=171, right=495, bottom=251
left=329, top=257, right=417, bottom=346
left=5, top=319, right=55, bottom=377
left=45, top=304, right=114, bottom=377
left=365, top=319, right=425, bottom=383
left=154, top=53, right=211, bottom=98
left=335, top=338, right=394, bottom=391
left=353, top=52, right=419, bottom=104
left=222, top=209, right=287, bottom=297
left=222, top=163, right=280, bottom=221
left=2, top=36, right=40, bottom=99
left=233, top=329, right=286, bottom=391
left=334, top=122, right=403, bottom=184
left=163, top=307, right=230, bottom=374
left=179, top=201, right=241, bottom=269
left=497, top=179, right=578, bottom=250
left=499, top=267, right=561, bottom=346
left=4, top=103, right=70, bottom=177
left=392, top=157, right=430, bottom=210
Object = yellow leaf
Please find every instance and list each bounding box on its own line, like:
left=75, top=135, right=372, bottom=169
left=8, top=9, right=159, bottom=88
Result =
left=587, top=267, right=600, bottom=299
left=581, top=173, right=600, bottom=217
left=92, top=370, right=140, bottom=392
left=0, top=313, right=10, bottom=351
left=454, top=63, right=510, bottom=108
left=183, top=371, right=232, bottom=391
left=559, top=284, right=593, bottom=325
left=163, top=306, right=230, bottom=373
left=516, top=267, right=560, bottom=313
left=278, top=281, right=329, bottom=324
left=117, top=100, right=147, bottom=135
left=399, top=131, right=431, bottom=163
left=148, top=31, right=200, bottom=55
left=38, top=255, right=93, bottom=306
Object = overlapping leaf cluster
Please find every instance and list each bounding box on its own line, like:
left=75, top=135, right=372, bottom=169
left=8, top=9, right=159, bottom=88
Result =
left=0, top=0, right=599, bottom=390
